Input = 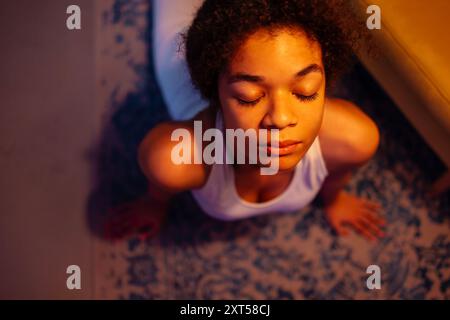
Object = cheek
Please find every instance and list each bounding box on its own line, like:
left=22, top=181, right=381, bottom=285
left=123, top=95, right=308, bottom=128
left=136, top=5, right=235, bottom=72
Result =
left=301, top=97, right=324, bottom=121
left=295, top=98, right=325, bottom=139
left=222, top=107, right=265, bottom=131
left=311, top=98, right=325, bottom=130
left=218, top=88, right=238, bottom=128
left=219, top=97, right=265, bottom=131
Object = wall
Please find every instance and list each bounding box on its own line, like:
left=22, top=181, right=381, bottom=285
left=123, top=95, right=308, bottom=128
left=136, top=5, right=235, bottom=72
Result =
left=0, top=0, right=95, bottom=299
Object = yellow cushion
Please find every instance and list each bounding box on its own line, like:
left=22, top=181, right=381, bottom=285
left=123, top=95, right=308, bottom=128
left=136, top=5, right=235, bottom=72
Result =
left=359, top=0, right=450, bottom=132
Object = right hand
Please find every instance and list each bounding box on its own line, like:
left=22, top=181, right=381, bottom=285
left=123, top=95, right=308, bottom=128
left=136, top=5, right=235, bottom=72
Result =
left=103, top=195, right=168, bottom=241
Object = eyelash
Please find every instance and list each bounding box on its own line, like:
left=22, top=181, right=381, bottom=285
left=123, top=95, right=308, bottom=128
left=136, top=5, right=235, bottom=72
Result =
left=236, top=97, right=261, bottom=106
left=235, top=93, right=265, bottom=106
left=294, top=92, right=319, bottom=102
left=236, top=92, right=318, bottom=106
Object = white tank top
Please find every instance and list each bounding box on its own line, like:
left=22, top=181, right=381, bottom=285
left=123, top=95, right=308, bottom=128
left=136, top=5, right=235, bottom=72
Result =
left=191, top=110, right=329, bottom=221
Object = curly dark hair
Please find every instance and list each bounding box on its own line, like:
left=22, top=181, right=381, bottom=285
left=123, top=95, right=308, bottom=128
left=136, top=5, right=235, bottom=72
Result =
left=180, top=0, right=371, bottom=105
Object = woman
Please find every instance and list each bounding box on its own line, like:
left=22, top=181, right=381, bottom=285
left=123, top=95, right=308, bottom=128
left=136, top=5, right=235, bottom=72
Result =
left=106, top=0, right=385, bottom=241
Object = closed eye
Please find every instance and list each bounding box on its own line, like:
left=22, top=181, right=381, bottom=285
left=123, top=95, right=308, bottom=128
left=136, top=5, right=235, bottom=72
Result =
left=294, top=92, right=318, bottom=102
left=236, top=92, right=318, bottom=106
left=236, top=95, right=264, bottom=106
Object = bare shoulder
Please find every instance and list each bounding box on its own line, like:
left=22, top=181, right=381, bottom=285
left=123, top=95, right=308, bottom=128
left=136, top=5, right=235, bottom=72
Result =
left=318, top=98, right=380, bottom=172
left=138, top=108, right=216, bottom=192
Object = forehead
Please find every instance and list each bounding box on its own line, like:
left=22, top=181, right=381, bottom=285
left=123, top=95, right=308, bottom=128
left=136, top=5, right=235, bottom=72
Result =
left=227, top=27, right=322, bottom=73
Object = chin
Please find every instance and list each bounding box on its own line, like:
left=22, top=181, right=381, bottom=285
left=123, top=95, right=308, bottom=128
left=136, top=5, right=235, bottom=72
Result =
left=277, top=153, right=303, bottom=172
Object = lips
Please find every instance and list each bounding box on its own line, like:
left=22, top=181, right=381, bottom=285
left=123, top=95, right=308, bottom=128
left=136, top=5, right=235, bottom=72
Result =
left=259, top=140, right=302, bottom=156
left=277, top=140, right=302, bottom=148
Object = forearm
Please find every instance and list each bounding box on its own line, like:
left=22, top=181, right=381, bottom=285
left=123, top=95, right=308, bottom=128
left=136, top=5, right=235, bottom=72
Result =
left=145, top=178, right=177, bottom=209
left=319, top=169, right=352, bottom=206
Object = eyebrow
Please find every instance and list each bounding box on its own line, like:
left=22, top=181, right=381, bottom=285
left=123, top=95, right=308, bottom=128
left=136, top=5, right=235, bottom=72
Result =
left=227, top=63, right=323, bottom=84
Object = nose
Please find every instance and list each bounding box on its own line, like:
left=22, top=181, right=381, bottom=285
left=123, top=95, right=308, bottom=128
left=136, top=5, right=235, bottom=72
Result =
left=262, top=91, right=298, bottom=130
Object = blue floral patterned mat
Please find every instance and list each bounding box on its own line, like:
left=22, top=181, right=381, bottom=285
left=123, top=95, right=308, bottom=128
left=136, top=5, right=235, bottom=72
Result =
left=89, top=0, right=449, bottom=299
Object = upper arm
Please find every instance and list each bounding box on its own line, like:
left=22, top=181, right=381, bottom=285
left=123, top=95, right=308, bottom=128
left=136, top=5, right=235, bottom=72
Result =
left=138, top=120, right=209, bottom=193
left=319, top=98, right=380, bottom=171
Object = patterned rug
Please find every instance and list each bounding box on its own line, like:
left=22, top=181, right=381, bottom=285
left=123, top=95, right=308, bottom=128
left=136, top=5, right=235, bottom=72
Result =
left=90, top=0, right=449, bottom=300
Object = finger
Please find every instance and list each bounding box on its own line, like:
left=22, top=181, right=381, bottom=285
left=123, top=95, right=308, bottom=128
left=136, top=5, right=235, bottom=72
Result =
left=362, top=199, right=382, bottom=210
left=359, top=216, right=385, bottom=238
left=335, top=224, right=350, bottom=236
left=363, top=205, right=382, bottom=216
left=362, top=210, right=386, bottom=226
left=352, top=221, right=377, bottom=242
left=329, top=219, right=349, bottom=236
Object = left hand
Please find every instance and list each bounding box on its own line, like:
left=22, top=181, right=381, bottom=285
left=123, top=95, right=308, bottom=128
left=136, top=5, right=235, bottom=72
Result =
left=324, top=191, right=386, bottom=241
